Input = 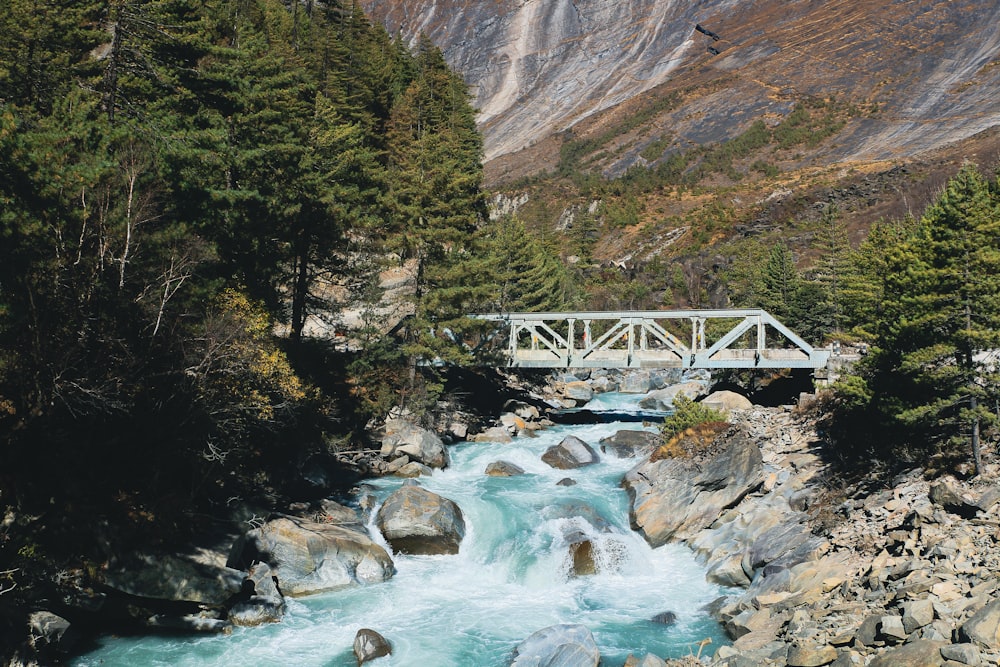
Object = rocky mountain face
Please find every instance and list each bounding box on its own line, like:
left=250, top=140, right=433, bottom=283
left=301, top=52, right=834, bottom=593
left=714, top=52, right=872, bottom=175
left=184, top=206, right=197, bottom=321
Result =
left=362, top=0, right=1000, bottom=179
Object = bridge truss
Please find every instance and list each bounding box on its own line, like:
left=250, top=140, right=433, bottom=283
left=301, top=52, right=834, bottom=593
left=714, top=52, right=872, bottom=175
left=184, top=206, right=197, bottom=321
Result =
left=477, top=310, right=830, bottom=370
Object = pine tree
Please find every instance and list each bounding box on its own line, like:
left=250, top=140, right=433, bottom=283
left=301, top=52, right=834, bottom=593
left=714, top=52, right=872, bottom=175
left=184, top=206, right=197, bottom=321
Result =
left=811, top=205, right=852, bottom=336
left=761, top=241, right=799, bottom=320
left=852, top=164, right=1000, bottom=474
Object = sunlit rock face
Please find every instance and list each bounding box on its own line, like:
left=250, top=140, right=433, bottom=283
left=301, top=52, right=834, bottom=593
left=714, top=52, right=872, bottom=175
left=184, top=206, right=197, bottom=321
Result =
left=362, top=0, right=1000, bottom=170
left=363, top=0, right=738, bottom=161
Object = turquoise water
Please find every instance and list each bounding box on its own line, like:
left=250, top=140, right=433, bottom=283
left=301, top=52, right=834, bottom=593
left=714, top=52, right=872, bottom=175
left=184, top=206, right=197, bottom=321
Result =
left=74, top=394, right=731, bottom=666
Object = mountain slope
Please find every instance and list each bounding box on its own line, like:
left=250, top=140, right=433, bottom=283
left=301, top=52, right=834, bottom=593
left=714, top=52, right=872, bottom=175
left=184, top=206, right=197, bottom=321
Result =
left=362, top=0, right=1000, bottom=179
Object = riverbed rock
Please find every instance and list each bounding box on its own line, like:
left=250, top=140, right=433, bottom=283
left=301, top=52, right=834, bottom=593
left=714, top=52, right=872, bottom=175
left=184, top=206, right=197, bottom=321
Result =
left=103, top=552, right=245, bottom=605
left=542, top=435, right=600, bottom=469
left=701, top=390, right=754, bottom=413
left=228, top=562, right=285, bottom=626
left=619, top=371, right=653, bottom=394
left=623, top=423, right=763, bottom=546
left=563, top=381, right=594, bottom=402
left=471, top=426, right=514, bottom=443
left=354, top=628, right=392, bottom=665
left=638, top=382, right=707, bottom=410
left=509, top=623, right=601, bottom=667
left=568, top=537, right=597, bottom=576
left=486, top=460, right=526, bottom=476
left=599, top=429, right=661, bottom=458
left=959, top=598, right=1000, bottom=650
left=380, top=419, right=449, bottom=469
left=375, top=485, right=466, bottom=555
left=867, top=639, right=946, bottom=666
left=227, top=516, right=395, bottom=596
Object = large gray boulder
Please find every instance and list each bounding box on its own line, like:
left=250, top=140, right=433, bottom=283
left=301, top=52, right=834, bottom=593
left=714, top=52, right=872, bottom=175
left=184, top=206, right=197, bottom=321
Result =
left=381, top=419, right=449, bottom=469
left=509, top=623, right=601, bottom=667
left=959, top=598, right=1000, bottom=650
left=103, top=552, right=245, bottom=605
left=542, top=436, right=600, bottom=469
left=375, top=485, right=466, bottom=555
left=701, top=390, right=754, bottom=413
left=227, top=516, right=395, bottom=596
left=598, top=429, right=661, bottom=458
left=227, top=562, right=285, bottom=626
left=623, top=424, right=763, bottom=546
left=638, top=381, right=707, bottom=411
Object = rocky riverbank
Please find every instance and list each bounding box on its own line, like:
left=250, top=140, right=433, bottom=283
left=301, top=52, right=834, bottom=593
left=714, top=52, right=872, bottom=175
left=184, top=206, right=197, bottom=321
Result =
left=629, top=403, right=1000, bottom=667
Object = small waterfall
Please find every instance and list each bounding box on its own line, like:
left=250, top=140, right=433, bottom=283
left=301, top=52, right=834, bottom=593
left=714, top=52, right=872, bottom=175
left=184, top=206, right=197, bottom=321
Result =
left=75, top=394, right=731, bottom=666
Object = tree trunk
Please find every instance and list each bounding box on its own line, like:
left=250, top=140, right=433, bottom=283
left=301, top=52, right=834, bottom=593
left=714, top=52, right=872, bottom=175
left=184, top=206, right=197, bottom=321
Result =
left=971, top=395, right=982, bottom=477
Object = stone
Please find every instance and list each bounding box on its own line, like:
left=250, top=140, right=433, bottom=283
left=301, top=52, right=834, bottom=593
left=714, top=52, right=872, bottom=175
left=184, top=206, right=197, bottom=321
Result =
left=563, top=381, right=594, bottom=402
left=940, top=643, right=981, bottom=666
left=27, top=611, right=77, bottom=655
left=619, top=371, right=652, bottom=394
left=879, top=614, right=908, bottom=642
left=855, top=614, right=884, bottom=647
left=701, top=390, right=754, bottom=413
left=228, top=516, right=395, bottom=596
left=556, top=478, right=577, bottom=486
left=104, top=552, right=245, bottom=605
left=650, top=611, right=677, bottom=626
left=509, top=623, right=601, bottom=667
left=959, top=598, right=1000, bottom=650
left=638, top=382, right=706, bottom=411
left=928, top=480, right=978, bottom=518
left=623, top=423, right=763, bottom=546
left=395, top=461, right=433, bottom=478
left=354, top=628, right=391, bottom=665
left=485, top=460, right=526, bottom=476
left=375, top=485, right=466, bottom=555
left=541, top=436, right=599, bottom=469
left=228, top=562, right=285, bottom=626
left=902, top=599, right=935, bottom=634
left=867, top=639, right=946, bottom=666
left=568, top=538, right=597, bottom=576
left=786, top=643, right=837, bottom=666
left=381, top=419, right=449, bottom=469
left=707, top=553, right=752, bottom=588
left=471, top=426, right=514, bottom=443
left=598, top=429, right=661, bottom=458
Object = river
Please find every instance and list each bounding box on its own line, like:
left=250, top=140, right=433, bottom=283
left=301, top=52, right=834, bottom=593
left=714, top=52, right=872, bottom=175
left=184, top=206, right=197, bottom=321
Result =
left=74, top=392, right=731, bottom=666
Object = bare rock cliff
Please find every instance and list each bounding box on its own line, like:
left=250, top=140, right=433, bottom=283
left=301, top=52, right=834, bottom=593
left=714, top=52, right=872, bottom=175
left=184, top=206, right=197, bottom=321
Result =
left=361, top=0, right=1000, bottom=169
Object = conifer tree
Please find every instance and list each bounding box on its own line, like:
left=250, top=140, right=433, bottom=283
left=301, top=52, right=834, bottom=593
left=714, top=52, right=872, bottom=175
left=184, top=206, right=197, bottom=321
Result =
left=761, top=241, right=799, bottom=320
left=841, top=164, right=1000, bottom=474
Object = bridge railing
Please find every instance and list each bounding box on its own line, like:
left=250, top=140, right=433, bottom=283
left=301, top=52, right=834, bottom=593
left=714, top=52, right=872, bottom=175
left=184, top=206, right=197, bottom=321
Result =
left=475, top=309, right=830, bottom=369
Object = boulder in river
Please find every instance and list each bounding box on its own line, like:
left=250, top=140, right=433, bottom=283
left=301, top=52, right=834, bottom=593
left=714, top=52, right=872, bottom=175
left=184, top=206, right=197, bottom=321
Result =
left=637, top=381, right=707, bottom=411
left=354, top=628, right=392, bottom=665
left=381, top=419, right=449, bottom=469
left=542, top=435, right=599, bottom=469
left=598, top=429, right=661, bottom=458
left=486, top=460, right=526, bottom=477
left=509, top=623, right=601, bottom=667
left=623, top=423, right=763, bottom=546
left=375, top=485, right=466, bottom=555
left=227, top=516, right=395, bottom=596
left=228, top=562, right=285, bottom=626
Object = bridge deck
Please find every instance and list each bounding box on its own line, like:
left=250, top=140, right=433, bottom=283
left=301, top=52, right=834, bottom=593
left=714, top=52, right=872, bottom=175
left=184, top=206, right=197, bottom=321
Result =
left=477, top=309, right=830, bottom=370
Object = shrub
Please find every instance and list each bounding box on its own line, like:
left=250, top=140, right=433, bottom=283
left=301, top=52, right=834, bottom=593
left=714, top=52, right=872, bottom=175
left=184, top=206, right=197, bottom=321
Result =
left=658, top=394, right=728, bottom=441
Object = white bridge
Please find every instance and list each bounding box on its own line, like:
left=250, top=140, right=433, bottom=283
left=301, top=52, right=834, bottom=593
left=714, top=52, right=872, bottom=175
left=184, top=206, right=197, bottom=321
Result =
left=477, top=309, right=830, bottom=369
